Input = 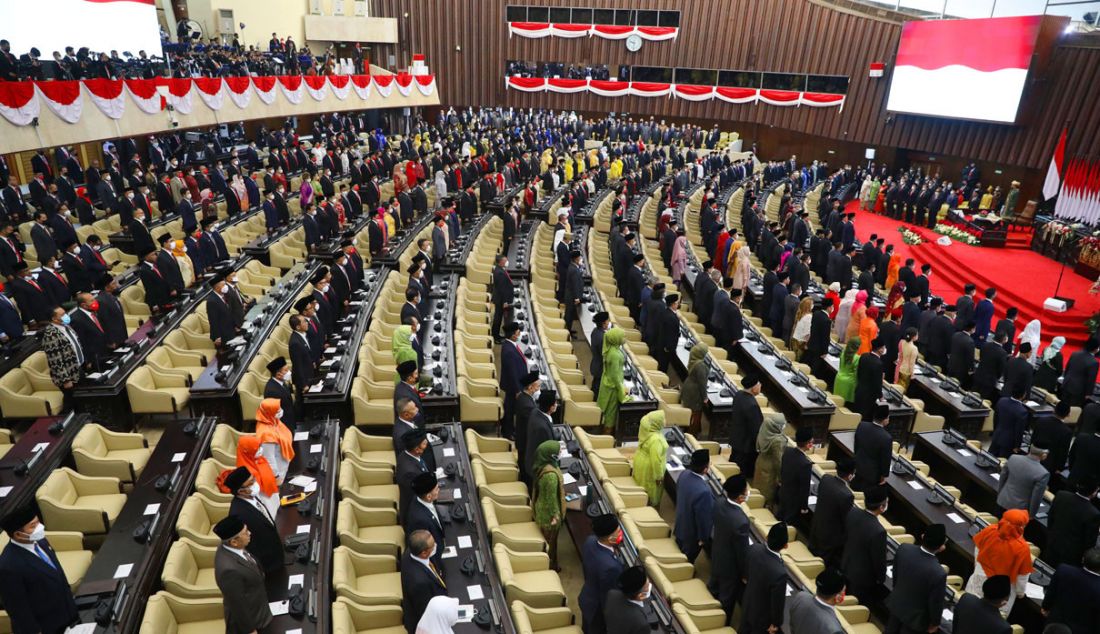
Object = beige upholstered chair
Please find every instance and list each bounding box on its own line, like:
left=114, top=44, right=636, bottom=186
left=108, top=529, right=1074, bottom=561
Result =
left=71, top=423, right=152, bottom=482
left=332, top=547, right=402, bottom=605
left=335, top=500, right=404, bottom=556
left=510, top=601, right=583, bottom=634
left=138, top=592, right=224, bottom=634
left=331, top=598, right=405, bottom=634
left=126, top=366, right=191, bottom=417
left=161, top=538, right=219, bottom=598
left=175, top=495, right=230, bottom=547
left=494, top=544, right=567, bottom=608
left=0, top=531, right=91, bottom=590
left=35, top=468, right=125, bottom=536
left=0, top=369, right=64, bottom=417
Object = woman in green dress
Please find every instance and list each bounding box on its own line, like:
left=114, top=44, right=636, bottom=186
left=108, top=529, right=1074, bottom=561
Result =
left=597, top=327, right=629, bottom=435
left=679, top=343, right=709, bottom=436
left=632, top=410, right=669, bottom=506
left=531, top=440, right=565, bottom=570
left=833, top=337, right=861, bottom=403
left=391, top=324, right=417, bottom=382
left=753, top=413, right=788, bottom=508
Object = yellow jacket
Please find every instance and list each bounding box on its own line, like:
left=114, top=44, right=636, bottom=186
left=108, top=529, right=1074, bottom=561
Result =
left=609, top=160, right=623, bottom=180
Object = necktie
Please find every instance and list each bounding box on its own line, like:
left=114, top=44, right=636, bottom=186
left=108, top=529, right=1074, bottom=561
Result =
left=429, top=562, right=446, bottom=588
left=151, top=264, right=162, bottom=278
left=90, top=313, right=103, bottom=332
left=28, top=279, right=42, bottom=292
left=35, top=544, right=55, bottom=569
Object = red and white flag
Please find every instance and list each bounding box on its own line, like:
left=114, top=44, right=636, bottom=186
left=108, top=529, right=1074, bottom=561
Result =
left=1042, top=126, right=1067, bottom=201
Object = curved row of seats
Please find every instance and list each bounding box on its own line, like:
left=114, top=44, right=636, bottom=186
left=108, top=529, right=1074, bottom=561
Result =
left=455, top=215, right=506, bottom=424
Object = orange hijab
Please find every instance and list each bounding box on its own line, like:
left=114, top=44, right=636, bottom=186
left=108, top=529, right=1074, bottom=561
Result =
left=255, top=398, right=295, bottom=462
left=236, top=434, right=279, bottom=497
left=973, top=509, right=1034, bottom=579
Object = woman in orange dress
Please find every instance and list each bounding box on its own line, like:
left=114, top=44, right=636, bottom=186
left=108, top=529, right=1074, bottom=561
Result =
left=235, top=434, right=282, bottom=520
left=857, top=306, right=880, bottom=355
left=255, top=398, right=295, bottom=485
left=874, top=183, right=887, bottom=214
left=886, top=253, right=902, bottom=290
left=965, top=509, right=1033, bottom=617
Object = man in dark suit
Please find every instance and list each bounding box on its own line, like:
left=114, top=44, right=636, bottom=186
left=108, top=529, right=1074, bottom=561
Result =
left=604, top=567, right=651, bottom=634
left=579, top=514, right=624, bottom=634
left=30, top=212, right=56, bottom=266
left=811, top=459, right=856, bottom=567
left=513, top=372, right=540, bottom=485
left=974, top=333, right=1009, bottom=403
left=784, top=567, right=849, bottom=634
left=395, top=361, right=424, bottom=425
left=70, top=292, right=109, bottom=370
left=206, top=274, right=237, bottom=345
left=741, top=522, right=789, bottom=634
left=1069, top=427, right=1100, bottom=491
left=842, top=485, right=889, bottom=608
left=709, top=475, right=751, bottom=622
left=854, top=404, right=893, bottom=491
left=804, top=297, right=833, bottom=370
left=1041, top=548, right=1100, bottom=634
left=431, top=215, right=447, bottom=262
left=523, top=391, right=557, bottom=481
left=1001, top=343, right=1034, bottom=398
left=400, top=529, right=448, bottom=634
left=491, top=254, right=514, bottom=342
left=953, top=574, right=1012, bottom=634
left=129, top=208, right=155, bottom=255
left=1062, top=339, right=1100, bottom=407
left=674, top=449, right=714, bottom=563
left=693, top=262, right=717, bottom=333
left=499, top=322, right=527, bottom=440
left=989, top=384, right=1031, bottom=458
left=288, top=315, right=315, bottom=399
left=625, top=253, right=646, bottom=322
left=1032, top=401, right=1074, bottom=476
left=405, top=472, right=445, bottom=568
left=1043, top=477, right=1100, bottom=568
left=885, top=524, right=947, bottom=634
left=0, top=506, right=79, bottom=634
left=911, top=264, right=931, bottom=305
left=779, top=426, right=815, bottom=529
left=564, top=250, right=585, bottom=338
left=137, top=248, right=173, bottom=312
left=947, top=322, right=977, bottom=388
left=853, top=338, right=886, bottom=420
left=396, top=428, right=434, bottom=520
left=263, top=357, right=296, bottom=431
left=94, top=275, right=127, bottom=347
left=212, top=515, right=273, bottom=634
left=729, top=375, right=764, bottom=477
left=590, top=312, right=609, bottom=397
left=223, top=467, right=283, bottom=574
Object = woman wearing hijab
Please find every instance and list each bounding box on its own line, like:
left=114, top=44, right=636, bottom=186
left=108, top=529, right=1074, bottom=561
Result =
left=895, top=328, right=920, bottom=389
left=299, top=174, right=314, bottom=208
left=1018, top=320, right=1042, bottom=367
left=778, top=243, right=794, bottom=271
left=886, top=253, right=902, bottom=290
left=392, top=324, right=417, bottom=382
left=235, top=434, right=281, bottom=520
left=885, top=281, right=907, bottom=320
left=834, top=337, right=861, bottom=402
left=171, top=239, right=195, bottom=287
left=532, top=440, right=565, bottom=570
left=857, top=306, right=880, bottom=355
left=633, top=410, right=669, bottom=506
left=416, top=596, right=460, bottom=634
left=852, top=290, right=868, bottom=315
left=670, top=233, right=690, bottom=289
left=1035, top=336, right=1066, bottom=391
left=753, top=413, right=788, bottom=507
left=433, top=170, right=447, bottom=201
left=846, top=305, right=867, bottom=344
left=597, top=328, right=629, bottom=435
left=790, top=297, right=814, bottom=359
left=254, top=398, right=295, bottom=485
left=824, top=282, right=842, bottom=320
left=965, top=509, right=1033, bottom=616
left=834, top=290, right=858, bottom=341
left=731, top=246, right=753, bottom=294
left=680, top=343, right=709, bottom=436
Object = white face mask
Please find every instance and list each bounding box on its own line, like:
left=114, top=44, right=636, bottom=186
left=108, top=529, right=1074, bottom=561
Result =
left=639, top=584, right=652, bottom=600
left=429, top=544, right=438, bottom=558
left=531, top=389, right=541, bottom=401
left=218, top=285, right=229, bottom=295
left=283, top=375, right=292, bottom=386
left=249, top=481, right=261, bottom=498
left=276, top=409, right=284, bottom=419
left=23, top=523, right=46, bottom=542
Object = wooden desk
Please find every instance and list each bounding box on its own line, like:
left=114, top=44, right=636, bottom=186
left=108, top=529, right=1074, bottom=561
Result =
left=0, top=413, right=85, bottom=519
left=372, top=210, right=436, bottom=270
left=819, top=344, right=916, bottom=442
left=420, top=273, right=459, bottom=422
left=906, top=362, right=990, bottom=436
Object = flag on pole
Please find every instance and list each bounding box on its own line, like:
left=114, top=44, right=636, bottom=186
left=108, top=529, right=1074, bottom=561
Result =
left=1042, top=126, right=1067, bottom=200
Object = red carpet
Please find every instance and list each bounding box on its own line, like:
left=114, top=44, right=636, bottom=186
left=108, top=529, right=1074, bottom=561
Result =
left=846, top=200, right=1099, bottom=354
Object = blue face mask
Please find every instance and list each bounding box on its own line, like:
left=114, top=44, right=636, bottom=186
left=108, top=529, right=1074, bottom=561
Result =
left=60, top=314, right=71, bottom=325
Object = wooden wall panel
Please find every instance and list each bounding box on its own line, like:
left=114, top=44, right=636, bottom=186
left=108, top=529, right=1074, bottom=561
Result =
left=371, top=0, right=1100, bottom=175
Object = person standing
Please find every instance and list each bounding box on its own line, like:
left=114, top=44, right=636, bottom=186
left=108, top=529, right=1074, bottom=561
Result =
left=1042, top=477, right=1100, bottom=568
left=782, top=567, right=848, bottom=634
left=854, top=404, right=893, bottom=491
left=490, top=254, right=513, bottom=342
left=854, top=338, right=886, bottom=420
left=0, top=506, right=79, bottom=634
left=405, top=472, right=445, bottom=569
left=578, top=514, right=624, bottom=634
left=964, top=510, right=1033, bottom=617
left=604, top=567, right=652, bottom=634
left=754, top=413, right=788, bottom=508
left=597, top=328, right=628, bottom=435
left=224, top=466, right=283, bottom=574
left=679, top=343, right=709, bottom=437
left=741, top=522, right=790, bottom=634
left=212, top=516, right=273, bottom=634
left=1040, top=547, right=1100, bottom=634
left=401, top=530, right=448, bottom=634
left=885, top=524, right=947, bottom=634
left=263, top=357, right=297, bottom=431
left=589, top=311, right=609, bottom=397
left=532, top=440, right=566, bottom=571
left=812, top=460, right=856, bottom=567
left=953, top=576, right=1012, bottom=634
left=499, top=322, right=526, bottom=440
left=996, top=444, right=1050, bottom=517
left=989, top=384, right=1031, bottom=458
left=41, top=306, right=84, bottom=408
left=674, top=449, right=714, bottom=563
left=709, top=475, right=751, bottom=623
left=833, top=338, right=861, bottom=403
left=1061, top=339, right=1100, bottom=407
left=632, top=410, right=668, bottom=506
left=729, top=375, right=764, bottom=478
left=842, top=486, right=889, bottom=607
left=397, top=429, right=432, bottom=523
left=513, top=371, right=540, bottom=486
left=778, top=426, right=815, bottom=530
left=523, top=391, right=557, bottom=481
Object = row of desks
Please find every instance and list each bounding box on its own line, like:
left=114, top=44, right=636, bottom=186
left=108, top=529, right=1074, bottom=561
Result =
left=420, top=273, right=460, bottom=421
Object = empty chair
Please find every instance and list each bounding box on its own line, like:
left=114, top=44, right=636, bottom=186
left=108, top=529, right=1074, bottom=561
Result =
left=0, top=368, right=64, bottom=417
left=671, top=604, right=736, bottom=634
left=147, top=346, right=206, bottom=381
left=138, top=592, right=224, bottom=634
left=331, top=598, right=405, bottom=634
left=0, top=428, right=12, bottom=460
left=471, top=461, right=529, bottom=505
left=481, top=498, right=546, bottom=553
left=332, top=547, right=402, bottom=606
left=510, top=601, right=583, bottom=634
left=71, top=423, right=152, bottom=483
left=335, top=500, right=405, bottom=556
left=35, top=467, right=126, bottom=536
left=161, top=538, right=219, bottom=599
left=126, top=366, right=191, bottom=417
left=494, top=544, right=567, bottom=608
left=337, top=460, right=400, bottom=508
left=341, top=427, right=397, bottom=470
left=644, top=558, right=722, bottom=611
left=175, top=495, right=231, bottom=547
left=465, top=429, right=516, bottom=468
left=458, top=377, right=504, bottom=423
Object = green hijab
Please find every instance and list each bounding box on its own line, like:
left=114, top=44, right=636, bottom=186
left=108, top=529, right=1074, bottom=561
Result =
left=602, top=327, right=626, bottom=356
left=531, top=440, right=566, bottom=520
left=638, top=410, right=667, bottom=447
left=634, top=410, right=669, bottom=505
left=756, top=413, right=788, bottom=454
left=840, top=337, right=861, bottom=368
left=687, top=342, right=709, bottom=374
left=392, top=325, right=417, bottom=381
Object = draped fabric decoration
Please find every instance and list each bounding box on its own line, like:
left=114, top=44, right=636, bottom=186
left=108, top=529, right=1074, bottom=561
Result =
left=0, top=74, right=437, bottom=126
left=36, top=81, right=83, bottom=123
left=1054, top=155, right=1100, bottom=225
left=83, top=79, right=125, bottom=119
left=507, top=22, right=678, bottom=41
left=504, top=76, right=845, bottom=110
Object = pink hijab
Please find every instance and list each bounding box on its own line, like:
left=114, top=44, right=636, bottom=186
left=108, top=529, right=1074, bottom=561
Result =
left=851, top=290, right=868, bottom=315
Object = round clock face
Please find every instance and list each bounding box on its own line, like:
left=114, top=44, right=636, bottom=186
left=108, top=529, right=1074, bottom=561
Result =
left=626, top=34, right=643, bottom=52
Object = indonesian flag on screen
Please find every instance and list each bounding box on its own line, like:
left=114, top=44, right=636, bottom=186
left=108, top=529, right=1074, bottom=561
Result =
left=886, top=16, right=1042, bottom=123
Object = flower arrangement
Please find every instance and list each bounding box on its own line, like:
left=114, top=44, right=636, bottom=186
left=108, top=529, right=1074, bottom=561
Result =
left=898, top=226, right=924, bottom=245
left=933, top=223, right=981, bottom=245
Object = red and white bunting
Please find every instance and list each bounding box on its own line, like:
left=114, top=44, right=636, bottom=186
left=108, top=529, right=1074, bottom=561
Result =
left=509, top=22, right=678, bottom=41
left=83, top=79, right=125, bottom=119
left=546, top=78, right=588, bottom=93
left=36, top=81, right=83, bottom=123
left=757, top=89, right=802, bottom=106
left=125, top=79, right=162, bottom=114
left=224, top=77, right=252, bottom=109
left=350, top=74, right=373, bottom=99
left=194, top=78, right=225, bottom=111
left=630, top=82, right=671, bottom=98
left=373, top=74, right=395, bottom=98
left=303, top=76, right=328, bottom=101
left=329, top=75, right=351, bottom=100
left=253, top=76, right=277, bottom=105
left=715, top=87, right=758, bottom=104
left=672, top=84, right=716, bottom=102
left=801, top=92, right=845, bottom=111
left=588, top=80, right=631, bottom=97
left=0, top=81, right=40, bottom=126
left=394, top=73, right=414, bottom=97
left=414, top=75, right=436, bottom=97
left=505, top=77, right=843, bottom=109
left=278, top=75, right=304, bottom=104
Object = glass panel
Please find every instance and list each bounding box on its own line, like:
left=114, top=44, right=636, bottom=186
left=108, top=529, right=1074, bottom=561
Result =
left=942, top=0, right=996, bottom=18
left=991, top=0, right=1047, bottom=16
left=674, top=68, right=718, bottom=86
left=527, top=7, right=549, bottom=22
left=549, top=7, right=571, bottom=23
left=659, top=11, right=681, bottom=27
left=572, top=8, right=593, bottom=24
left=505, top=6, right=527, bottom=22
left=897, top=0, right=949, bottom=16
left=761, top=73, right=805, bottom=91
left=806, top=75, right=850, bottom=94
left=615, top=9, right=636, bottom=25
left=632, top=66, right=674, bottom=83
left=1045, top=0, right=1100, bottom=22
left=617, top=65, right=631, bottom=82
left=636, top=10, right=659, bottom=26
left=718, top=70, right=760, bottom=88
left=593, top=9, right=615, bottom=25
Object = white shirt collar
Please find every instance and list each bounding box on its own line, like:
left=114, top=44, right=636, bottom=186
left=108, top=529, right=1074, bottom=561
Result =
left=10, top=539, right=40, bottom=556
left=411, top=551, right=434, bottom=570
left=223, top=544, right=252, bottom=561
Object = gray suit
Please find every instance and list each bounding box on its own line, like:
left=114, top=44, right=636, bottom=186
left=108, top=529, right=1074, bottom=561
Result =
left=996, top=454, right=1050, bottom=516
left=603, top=589, right=650, bottom=634
left=783, top=590, right=845, bottom=634
left=214, top=545, right=273, bottom=634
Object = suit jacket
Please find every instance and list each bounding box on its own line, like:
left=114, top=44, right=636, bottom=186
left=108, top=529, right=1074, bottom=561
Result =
left=841, top=506, right=888, bottom=602
left=782, top=590, right=844, bottom=634
left=1070, top=432, right=1100, bottom=486
left=206, top=293, right=236, bottom=343
left=396, top=450, right=431, bottom=522
left=229, top=496, right=283, bottom=573
left=289, top=332, right=314, bottom=389
left=0, top=540, right=78, bottom=634
left=214, top=544, right=273, bottom=634
left=952, top=592, right=1010, bottom=634
left=729, top=391, right=764, bottom=456
left=853, top=421, right=892, bottom=491
left=989, top=397, right=1030, bottom=457
left=1031, top=414, right=1073, bottom=474
left=853, top=353, right=884, bottom=415
left=405, top=498, right=445, bottom=568
left=263, top=378, right=296, bottom=430
left=1063, top=350, right=1100, bottom=404
left=674, top=470, right=714, bottom=551
left=70, top=309, right=108, bottom=367
left=1042, top=563, right=1100, bottom=634
left=514, top=392, right=538, bottom=473
left=491, top=266, right=514, bottom=307
left=947, top=331, right=976, bottom=382
left=996, top=454, right=1050, bottom=516
left=500, top=339, right=527, bottom=401
left=1043, top=490, right=1100, bottom=568
left=400, top=551, right=447, bottom=633
left=709, top=498, right=750, bottom=586
left=524, top=410, right=554, bottom=480
left=779, top=447, right=813, bottom=523
left=810, top=473, right=855, bottom=564
left=974, top=342, right=1008, bottom=397
left=96, top=291, right=127, bottom=346
left=603, top=589, right=650, bottom=634
left=30, top=223, right=56, bottom=265
left=41, top=323, right=82, bottom=386
left=579, top=535, right=624, bottom=631
left=741, top=544, right=787, bottom=632
left=806, top=310, right=832, bottom=357
left=885, top=543, right=946, bottom=631
left=129, top=218, right=154, bottom=255
left=1001, top=356, right=1034, bottom=398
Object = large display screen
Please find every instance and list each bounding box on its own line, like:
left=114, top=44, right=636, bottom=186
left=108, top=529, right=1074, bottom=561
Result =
left=885, top=15, right=1044, bottom=124
left=0, top=0, right=163, bottom=59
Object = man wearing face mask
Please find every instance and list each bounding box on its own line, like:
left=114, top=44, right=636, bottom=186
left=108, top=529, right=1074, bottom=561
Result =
left=783, top=567, right=848, bottom=634
left=263, top=357, right=297, bottom=431
left=405, top=472, right=445, bottom=568
left=400, top=529, right=447, bottom=634
left=71, top=292, right=110, bottom=370
left=42, top=306, right=84, bottom=407
left=93, top=275, right=127, bottom=348
left=262, top=189, right=280, bottom=234
left=303, top=203, right=321, bottom=251
left=60, top=240, right=91, bottom=295
left=207, top=274, right=237, bottom=346
left=709, top=474, right=752, bottom=623
left=224, top=466, right=284, bottom=574
left=129, top=208, right=154, bottom=256
left=178, top=189, right=198, bottom=234
left=397, top=428, right=434, bottom=522
left=223, top=271, right=251, bottom=328
left=288, top=314, right=315, bottom=399
left=0, top=506, right=79, bottom=634
left=604, top=566, right=652, bottom=634
left=841, top=485, right=889, bottom=610
left=579, top=514, right=624, bottom=634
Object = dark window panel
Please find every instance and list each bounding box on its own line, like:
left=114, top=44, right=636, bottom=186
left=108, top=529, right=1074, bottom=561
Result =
left=806, top=75, right=849, bottom=94
left=632, top=66, right=674, bottom=83
left=636, top=10, right=659, bottom=26
left=675, top=68, right=718, bottom=86
left=762, top=72, right=805, bottom=91
left=718, top=70, right=761, bottom=88
left=528, top=6, right=549, bottom=22
left=506, top=6, right=527, bottom=22
left=615, top=9, right=635, bottom=25
left=658, top=11, right=680, bottom=27
left=572, top=8, right=593, bottom=24
left=549, top=7, right=571, bottom=23
left=593, top=9, right=615, bottom=25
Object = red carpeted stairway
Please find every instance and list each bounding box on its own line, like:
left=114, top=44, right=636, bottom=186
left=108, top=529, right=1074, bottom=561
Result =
left=1004, top=227, right=1032, bottom=250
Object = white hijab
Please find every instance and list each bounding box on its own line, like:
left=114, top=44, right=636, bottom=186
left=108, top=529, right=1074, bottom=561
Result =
left=416, top=596, right=460, bottom=634
left=1018, top=319, right=1041, bottom=353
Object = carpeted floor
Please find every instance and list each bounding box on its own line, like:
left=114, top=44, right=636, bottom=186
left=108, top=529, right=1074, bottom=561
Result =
left=845, top=200, right=1099, bottom=353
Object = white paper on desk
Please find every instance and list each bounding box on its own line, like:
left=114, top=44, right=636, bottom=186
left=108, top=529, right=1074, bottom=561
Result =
left=906, top=480, right=924, bottom=490
left=942, top=609, right=954, bottom=622
left=269, top=600, right=290, bottom=616
left=436, top=468, right=446, bottom=479
left=808, top=495, right=818, bottom=506
left=289, top=475, right=315, bottom=487
left=326, top=372, right=337, bottom=379
left=143, top=503, right=160, bottom=516
left=296, top=524, right=311, bottom=535
left=32, top=442, right=50, bottom=453
left=1025, top=583, right=1045, bottom=600
left=0, top=486, right=12, bottom=498
left=562, top=473, right=577, bottom=485
left=456, top=605, right=476, bottom=623
left=1026, top=400, right=1040, bottom=408
left=886, top=565, right=893, bottom=579
left=113, top=563, right=133, bottom=579
left=452, top=488, right=462, bottom=500
left=785, top=585, right=793, bottom=597
left=304, top=481, right=317, bottom=493
left=990, top=473, right=1001, bottom=481
left=288, top=574, right=305, bottom=589
left=956, top=449, right=973, bottom=457
left=285, top=629, right=303, bottom=634
left=443, top=448, right=455, bottom=457
left=467, top=585, right=485, bottom=600
left=310, top=443, right=322, bottom=453
left=171, top=452, right=186, bottom=463
left=441, top=546, right=458, bottom=559
left=64, top=624, right=97, bottom=634
left=325, top=347, right=337, bottom=354
left=293, top=431, right=309, bottom=441
left=457, top=535, right=473, bottom=549
left=946, top=512, right=965, bottom=524
left=321, top=359, right=336, bottom=368
left=308, top=382, right=324, bottom=393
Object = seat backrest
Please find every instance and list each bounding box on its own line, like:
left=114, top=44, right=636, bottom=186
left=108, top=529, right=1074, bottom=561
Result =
left=39, top=469, right=78, bottom=505
left=72, top=424, right=108, bottom=458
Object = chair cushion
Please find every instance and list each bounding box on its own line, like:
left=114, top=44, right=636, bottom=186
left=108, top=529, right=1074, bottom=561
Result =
left=109, top=448, right=153, bottom=475
left=55, top=550, right=93, bottom=589
left=494, top=522, right=545, bottom=548
left=354, top=525, right=405, bottom=548
left=624, top=506, right=666, bottom=526
left=348, top=484, right=400, bottom=506
left=72, top=493, right=127, bottom=523
left=177, top=618, right=226, bottom=634
left=350, top=571, right=402, bottom=602
left=672, top=578, right=723, bottom=610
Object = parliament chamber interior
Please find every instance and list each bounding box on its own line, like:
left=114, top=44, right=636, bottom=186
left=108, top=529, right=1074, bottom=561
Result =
left=2, top=1, right=1100, bottom=633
